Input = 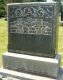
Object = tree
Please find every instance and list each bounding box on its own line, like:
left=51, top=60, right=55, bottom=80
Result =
left=0, top=0, right=7, bottom=17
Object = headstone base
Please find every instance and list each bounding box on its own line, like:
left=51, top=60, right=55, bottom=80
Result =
left=0, top=68, right=57, bottom=80
left=3, top=52, right=61, bottom=77
left=0, top=68, right=63, bottom=80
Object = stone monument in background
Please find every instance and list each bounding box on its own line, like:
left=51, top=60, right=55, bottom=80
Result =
left=0, top=1, right=61, bottom=80
left=61, top=5, right=63, bottom=21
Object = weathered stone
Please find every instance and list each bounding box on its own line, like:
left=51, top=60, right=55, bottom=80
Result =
left=3, top=52, right=61, bottom=77
left=0, top=68, right=58, bottom=80
left=0, top=67, right=63, bottom=80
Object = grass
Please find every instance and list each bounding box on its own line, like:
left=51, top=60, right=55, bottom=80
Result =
left=58, top=24, right=63, bottom=66
left=0, top=17, right=63, bottom=67
left=0, top=18, right=8, bottom=67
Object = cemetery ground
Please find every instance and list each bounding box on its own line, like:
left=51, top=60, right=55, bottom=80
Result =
left=0, top=18, right=8, bottom=67
left=0, top=17, right=63, bottom=67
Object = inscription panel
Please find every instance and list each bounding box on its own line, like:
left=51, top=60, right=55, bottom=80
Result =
left=8, top=2, right=58, bottom=58
left=9, top=5, right=53, bottom=35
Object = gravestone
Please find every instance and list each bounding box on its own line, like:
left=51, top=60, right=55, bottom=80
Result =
left=0, top=2, right=61, bottom=79
left=8, top=2, right=58, bottom=58
left=61, top=5, right=63, bottom=21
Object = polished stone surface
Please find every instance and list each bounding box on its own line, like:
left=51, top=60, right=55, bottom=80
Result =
left=3, top=52, right=61, bottom=77
left=8, top=2, right=58, bottom=58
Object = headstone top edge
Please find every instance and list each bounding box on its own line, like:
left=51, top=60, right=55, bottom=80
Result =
left=7, top=2, right=57, bottom=6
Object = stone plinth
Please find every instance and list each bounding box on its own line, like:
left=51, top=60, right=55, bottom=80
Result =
left=0, top=68, right=63, bottom=80
left=0, top=68, right=56, bottom=80
left=3, top=52, right=61, bottom=77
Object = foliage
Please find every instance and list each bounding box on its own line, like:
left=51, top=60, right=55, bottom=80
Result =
left=0, top=0, right=7, bottom=17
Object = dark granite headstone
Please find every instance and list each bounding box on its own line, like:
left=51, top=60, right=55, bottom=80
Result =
left=61, top=5, right=63, bottom=21
left=8, top=2, right=58, bottom=58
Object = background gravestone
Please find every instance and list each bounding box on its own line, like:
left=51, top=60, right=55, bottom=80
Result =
left=61, top=5, right=63, bottom=21
left=8, top=2, right=58, bottom=58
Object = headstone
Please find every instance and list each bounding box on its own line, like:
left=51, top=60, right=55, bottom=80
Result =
left=8, top=2, right=58, bottom=58
left=0, top=2, right=61, bottom=79
left=61, top=5, right=63, bottom=21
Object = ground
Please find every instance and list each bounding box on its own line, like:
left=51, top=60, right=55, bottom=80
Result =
left=0, top=18, right=8, bottom=67
left=0, top=17, right=63, bottom=67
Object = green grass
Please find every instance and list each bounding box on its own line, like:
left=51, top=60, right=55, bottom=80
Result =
left=0, top=18, right=63, bottom=67
left=58, top=24, right=63, bottom=66
left=0, top=18, right=8, bottom=67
